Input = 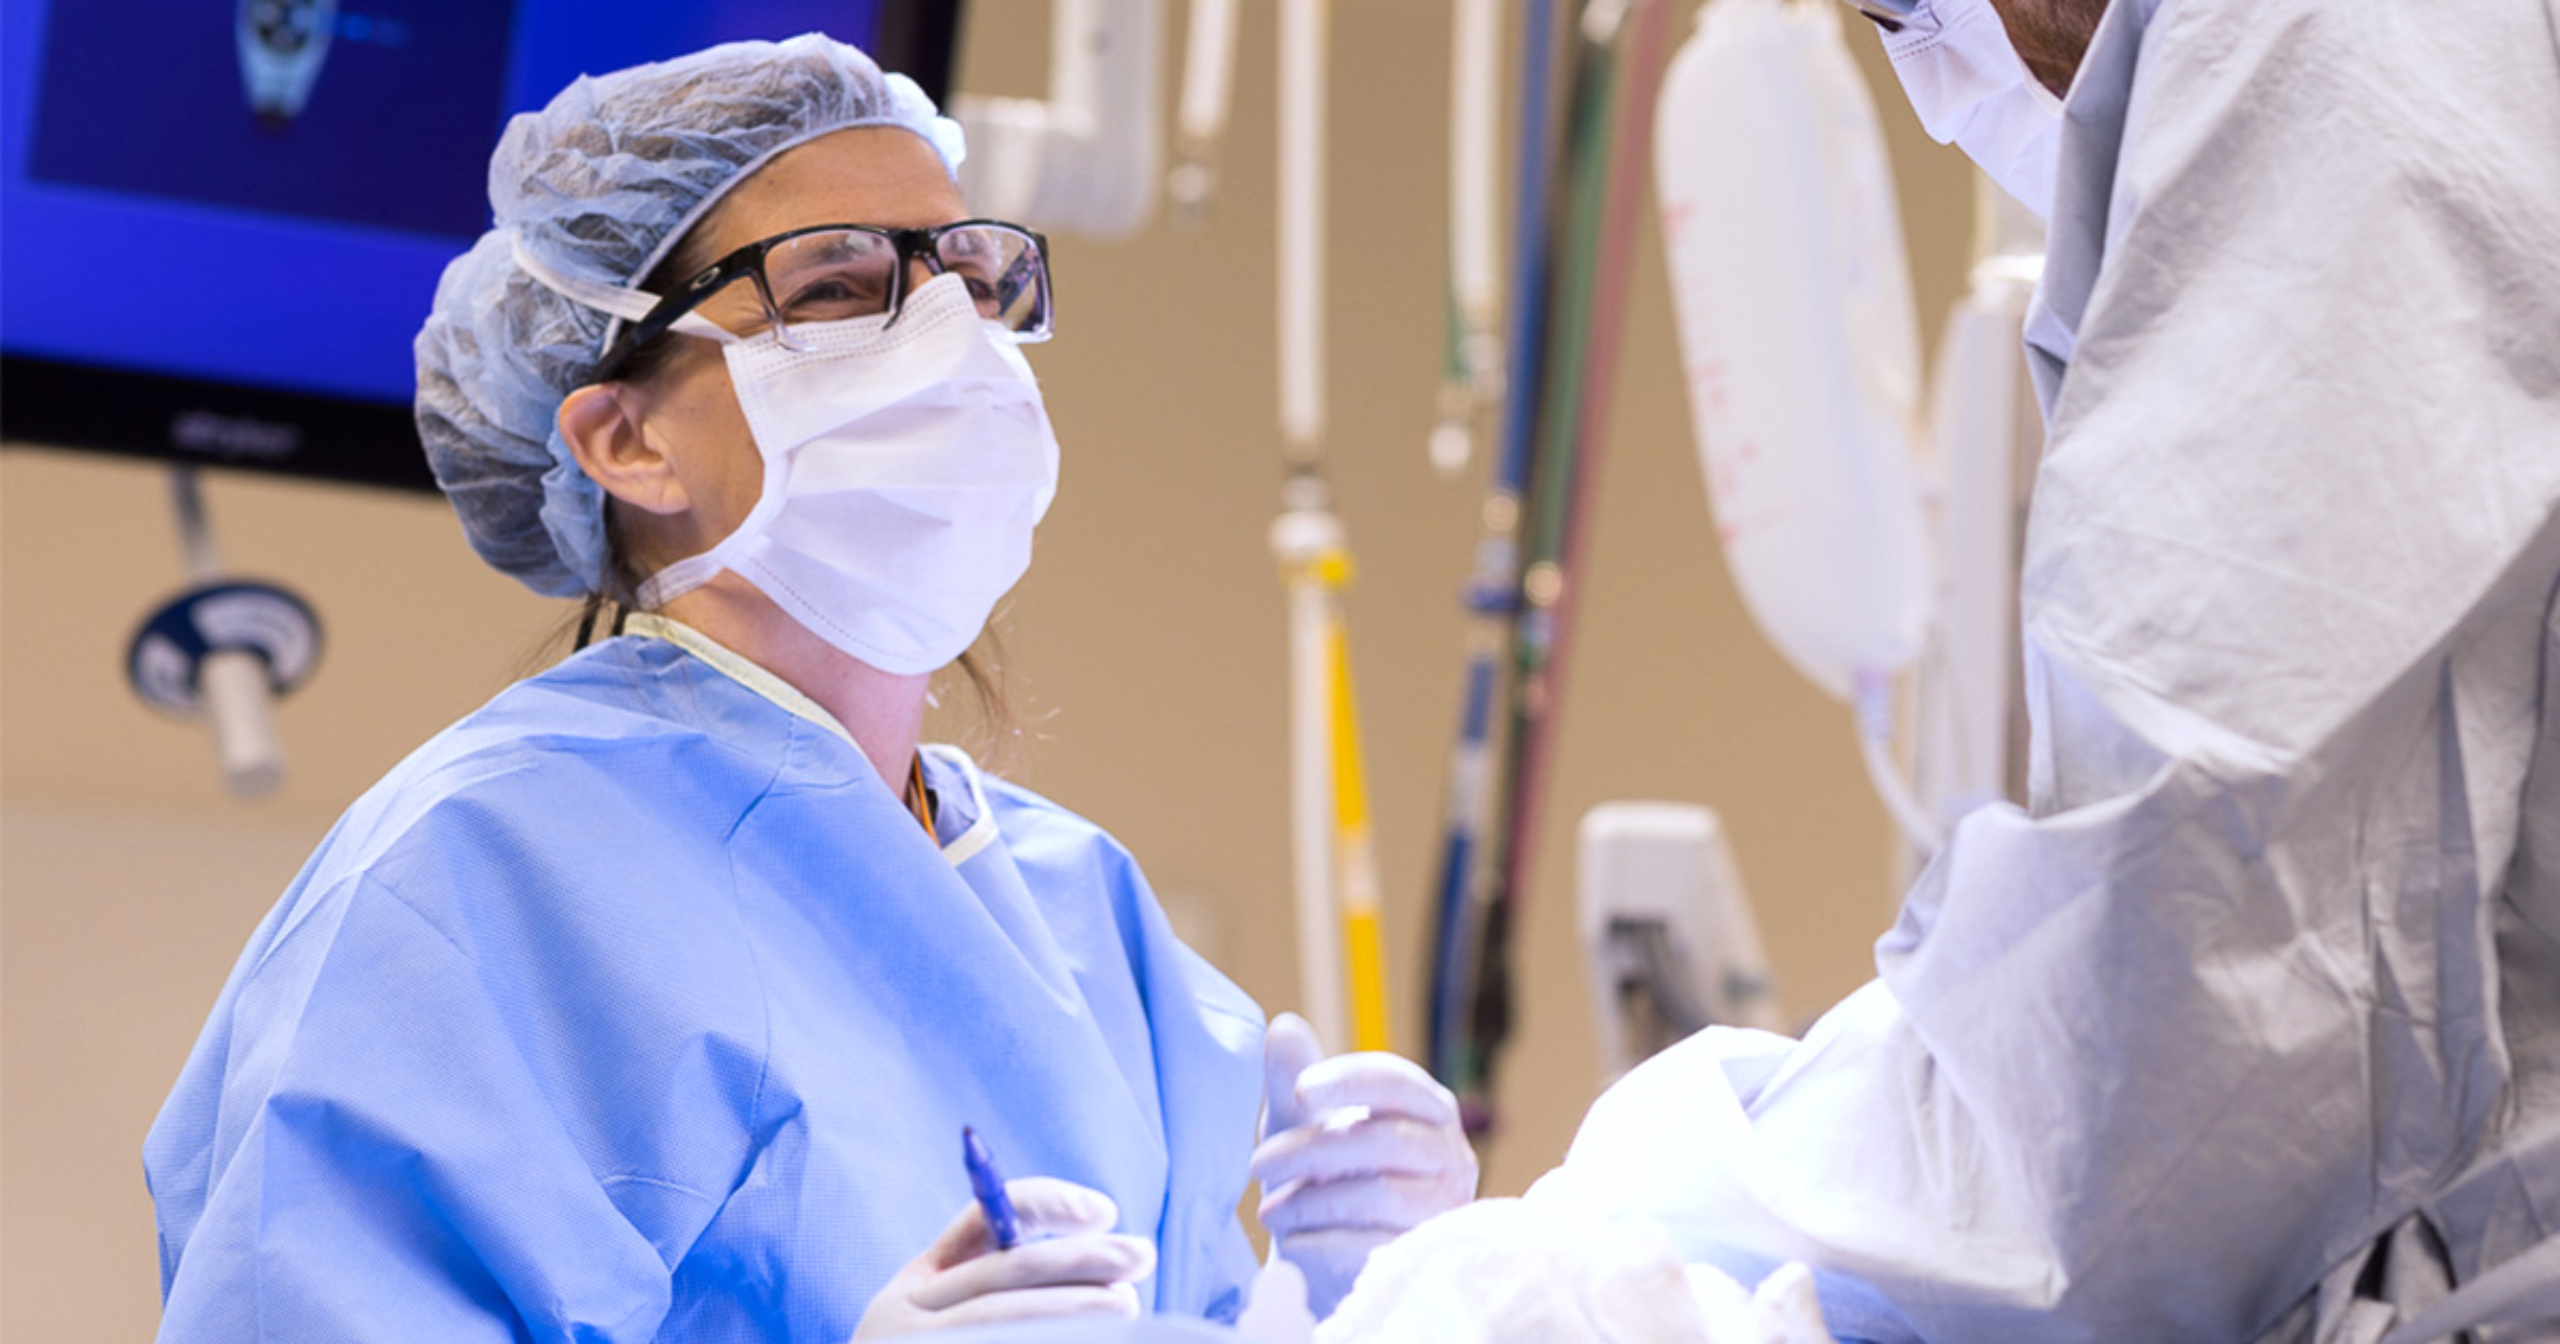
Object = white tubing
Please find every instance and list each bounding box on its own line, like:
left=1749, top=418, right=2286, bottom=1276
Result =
left=1179, top=0, right=1241, bottom=145
left=1170, top=0, right=1242, bottom=217
left=1855, top=671, right=1946, bottom=853
left=1450, top=0, right=1500, bottom=327
left=1273, top=507, right=1350, bottom=1050
left=1277, top=0, right=1327, bottom=455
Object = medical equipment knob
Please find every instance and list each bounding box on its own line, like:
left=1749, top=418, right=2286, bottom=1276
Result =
left=126, top=581, right=324, bottom=798
left=199, top=649, right=284, bottom=796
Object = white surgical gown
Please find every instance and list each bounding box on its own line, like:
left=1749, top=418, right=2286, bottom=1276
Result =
left=1539, top=0, right=2560, bottom=1338
left=145, top=615, right=1266, bottom=1340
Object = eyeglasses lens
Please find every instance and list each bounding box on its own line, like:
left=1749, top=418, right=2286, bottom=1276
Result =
left=762, top=230, right=904, bottom=331
left=714, top=225, right=1050, bottom=347
left=933, top=225, right=1050, bottom=339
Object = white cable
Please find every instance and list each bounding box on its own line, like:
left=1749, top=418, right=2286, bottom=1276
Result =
left=1273, top=507, right=1350, bottom=1051
left=1436, top=0, right=1503, bottom=486
left=1277, top=0, right=1327, bottom=455
left=1170, top=0, right=1242, bottom=219
left=1178, top=0, right=1240, bottom=147
left=1855, top=670, right=1946, bottom=853
left=1449, top=0, right=1499, bottom=333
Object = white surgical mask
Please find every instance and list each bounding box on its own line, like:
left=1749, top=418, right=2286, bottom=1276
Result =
left=637, top=273, right=1061, bottom=675
left=1878, top=0, right=2063, bottom=218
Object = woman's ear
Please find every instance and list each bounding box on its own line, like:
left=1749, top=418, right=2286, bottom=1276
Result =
left=558, top=383, right=692, bottom=517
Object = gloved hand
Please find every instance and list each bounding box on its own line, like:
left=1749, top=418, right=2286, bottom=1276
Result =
left=1251, top=1012, right=1480, bottom=1318
left=852, top=1177, right=1154, bottom=1338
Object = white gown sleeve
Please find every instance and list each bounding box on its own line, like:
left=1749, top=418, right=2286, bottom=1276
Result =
left=1535, top=0, right=2560, bottom=1337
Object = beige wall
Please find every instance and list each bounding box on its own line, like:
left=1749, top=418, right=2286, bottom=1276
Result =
left=1, top=5, right=1973, bottom=1338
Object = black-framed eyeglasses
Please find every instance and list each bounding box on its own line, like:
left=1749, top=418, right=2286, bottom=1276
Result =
left=1836, top=0, right=1920, bottom=30
left=596, top=218, right=1053, bottom=380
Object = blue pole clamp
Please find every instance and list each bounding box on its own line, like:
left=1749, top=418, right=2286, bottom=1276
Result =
left=126, top=581, right=324, bottom=717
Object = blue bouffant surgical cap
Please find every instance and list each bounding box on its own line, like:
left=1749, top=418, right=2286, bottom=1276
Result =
left=414, top=34, right=966, bottom=599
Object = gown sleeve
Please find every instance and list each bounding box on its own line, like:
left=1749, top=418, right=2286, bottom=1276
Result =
left=1153, top=932, right=1267, bottom=1324
left=155, top=828, right=770, bottom=1341
left=1106, top=822, right=1269, bottom=1322
left=1533, top=0, right=2560, bottom=1338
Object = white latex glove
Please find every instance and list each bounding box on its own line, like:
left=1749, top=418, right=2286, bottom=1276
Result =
left=1252, top=1012, right=1480, bottom=1319
left=852, top=1176, right=1154, bottom=1338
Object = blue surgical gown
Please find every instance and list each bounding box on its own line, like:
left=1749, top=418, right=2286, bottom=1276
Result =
left=144, top=616, right=1267, bottom=1340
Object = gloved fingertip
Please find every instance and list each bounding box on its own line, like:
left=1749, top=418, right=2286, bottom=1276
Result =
left=1262, top=1013, right=1326, bottom=1135
left=1293, top=1053, right=1462, bottom=1129
left=1007, top=1175, right=1120, bottom=1234
left=1753, top=1259, right=1834, bottom=1342
left=1109, top=1232, right=1160, bottom=1282
left=1269, top=1012, right=1326, bottom=1063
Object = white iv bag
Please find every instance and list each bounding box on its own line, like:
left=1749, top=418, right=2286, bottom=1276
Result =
left=1654, top=0, right=1932, bottom=701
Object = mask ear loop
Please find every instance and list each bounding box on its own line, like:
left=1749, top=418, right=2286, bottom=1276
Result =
left=510, top=231, right=739, bottom=352
left=513, top=230, right=754, bottom=622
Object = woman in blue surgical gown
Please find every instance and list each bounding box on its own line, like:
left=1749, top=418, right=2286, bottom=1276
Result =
left=143, top=36, right=1473, bottom=1341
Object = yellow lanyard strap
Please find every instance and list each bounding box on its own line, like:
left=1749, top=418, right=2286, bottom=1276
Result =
left=907, top=755, right=935, bottom=838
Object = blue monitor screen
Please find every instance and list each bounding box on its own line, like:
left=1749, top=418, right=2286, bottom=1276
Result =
left=1, top=0, right=942, bottom=490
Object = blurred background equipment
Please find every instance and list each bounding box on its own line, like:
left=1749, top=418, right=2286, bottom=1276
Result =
left=951, top=0, right=1166, bottom=238
left=1423, top=0, right=2042, bottom=1125
left=1427, top=0, right=1507, bottom=481
left=1167, top=0, right=1240, bottom=222
left=1423, top=0, right=1684, bottom=1135
left=125, top=470, right=323, bottom=797
left=235, top=0, right=340, bottom=126
left=1577, top=801, right=1780, bottom=1083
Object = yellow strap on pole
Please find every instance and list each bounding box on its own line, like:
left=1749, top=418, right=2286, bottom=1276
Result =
left=1324, top=561, right=1392, bottom=1054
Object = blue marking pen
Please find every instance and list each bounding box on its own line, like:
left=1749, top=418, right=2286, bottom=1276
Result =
left=961, top=1126, right=1021, bottom=1251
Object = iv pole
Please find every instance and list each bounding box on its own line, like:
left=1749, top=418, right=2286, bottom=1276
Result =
left=1270, top=0, right=1392, bottom=1054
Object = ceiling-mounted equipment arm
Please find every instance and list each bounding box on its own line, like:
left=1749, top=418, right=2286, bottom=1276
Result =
left=953, top=0, right=1165, bottom=238
left=1168, top=0, right=1240, bottom=222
